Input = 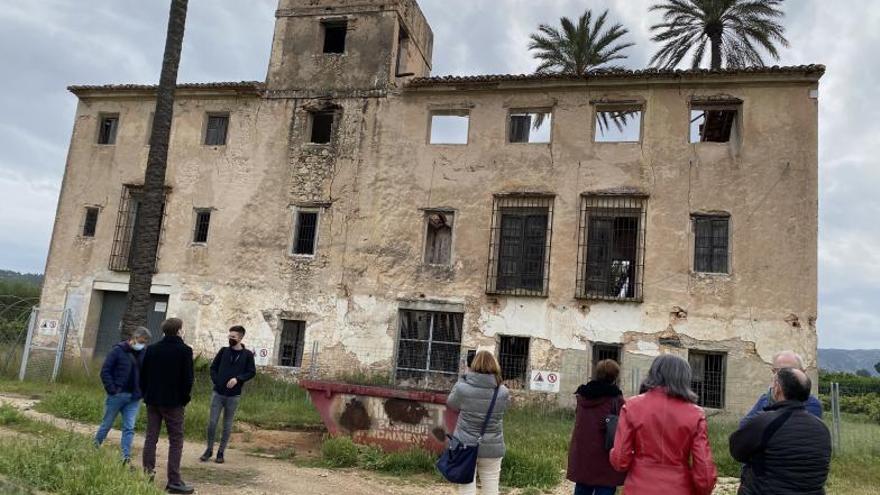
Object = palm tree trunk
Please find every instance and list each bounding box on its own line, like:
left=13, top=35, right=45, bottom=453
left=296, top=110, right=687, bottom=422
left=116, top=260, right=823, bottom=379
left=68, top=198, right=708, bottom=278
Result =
left=709, top=32, right=722, bottom=69
left=120, top=0, right=189, bottom=339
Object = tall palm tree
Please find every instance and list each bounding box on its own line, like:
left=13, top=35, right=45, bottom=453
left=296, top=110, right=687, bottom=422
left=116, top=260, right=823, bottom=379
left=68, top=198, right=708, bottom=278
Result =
left=120, top=0, right=189, bottom=338
left=649, top=0, right=789, bottom=70
left=529, top=9, right=634, bottom=75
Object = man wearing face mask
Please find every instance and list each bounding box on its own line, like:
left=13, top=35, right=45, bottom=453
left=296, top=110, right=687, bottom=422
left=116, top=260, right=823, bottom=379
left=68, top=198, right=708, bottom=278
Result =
left=95, top=326, right=152, bottom=464
left=200, top=325, right=256, bottom=464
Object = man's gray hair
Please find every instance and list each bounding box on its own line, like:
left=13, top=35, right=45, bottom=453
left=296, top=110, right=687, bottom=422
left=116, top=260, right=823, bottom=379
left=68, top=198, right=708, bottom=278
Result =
left=772, top=351, right=805, bottom=371
left=132, top=326, right=152, bottom=340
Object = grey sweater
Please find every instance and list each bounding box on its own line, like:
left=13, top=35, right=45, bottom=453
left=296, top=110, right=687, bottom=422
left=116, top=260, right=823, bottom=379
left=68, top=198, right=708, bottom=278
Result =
left=447, top=372, right=510, bottom=458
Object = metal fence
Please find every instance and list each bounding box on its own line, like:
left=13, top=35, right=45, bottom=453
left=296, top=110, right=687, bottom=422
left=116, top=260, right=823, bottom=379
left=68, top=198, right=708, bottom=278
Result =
left=0, top=294, right=37, bottom=378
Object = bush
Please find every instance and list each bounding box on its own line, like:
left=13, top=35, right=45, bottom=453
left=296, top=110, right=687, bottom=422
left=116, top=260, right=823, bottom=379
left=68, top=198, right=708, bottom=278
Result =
left=321, top=436, right=359, bottom=467
left=819, top=371, right=880, bottom=395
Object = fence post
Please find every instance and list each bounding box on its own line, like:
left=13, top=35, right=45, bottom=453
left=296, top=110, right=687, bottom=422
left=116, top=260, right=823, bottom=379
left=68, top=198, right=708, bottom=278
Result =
left=831, top=382, right=842, bottom=452
left=308, top=340, right=319, bottom=380
left=50, top=309, right=72, bottom=382
left=17, top=307, right=37, bottom=381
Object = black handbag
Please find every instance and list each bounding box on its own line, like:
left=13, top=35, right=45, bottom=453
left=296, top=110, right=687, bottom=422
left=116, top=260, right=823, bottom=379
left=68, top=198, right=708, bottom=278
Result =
left=604, top=396, right=622, bottom=451
left=436, top=386, right=500, bottom=484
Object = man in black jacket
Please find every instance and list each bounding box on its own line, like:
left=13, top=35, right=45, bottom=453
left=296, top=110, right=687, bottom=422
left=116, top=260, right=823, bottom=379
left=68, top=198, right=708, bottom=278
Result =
left=730, top=368, right=831, bottom=495
left=140, top=318, right=195, bottom=494
left=199, top=325, right=256, bottom=464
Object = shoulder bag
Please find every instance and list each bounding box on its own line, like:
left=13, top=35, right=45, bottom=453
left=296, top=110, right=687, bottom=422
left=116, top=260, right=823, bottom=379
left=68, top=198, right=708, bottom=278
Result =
left=436, top=386, right=500, bottom=484
left=604, top=395, right=622, bottom=451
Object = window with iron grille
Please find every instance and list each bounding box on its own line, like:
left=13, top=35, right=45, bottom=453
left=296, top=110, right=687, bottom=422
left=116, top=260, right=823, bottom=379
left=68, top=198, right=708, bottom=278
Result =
left=279, top=320, right=306, bottom=367
left=498, top=336, right=529, bottom=389
left=204, top=114, right=229, bottom=146
left=577, top=195, right=646, bottom=301
left=689, top=350, right=726, bottom=409
left=693, top=215, right=729, bottom=273
left=109, top=185, right=164, bottom=272
left=309, top=111, right=335, bottom=144
left=98, top=114, right=119, bottom=145
left=486, top=195, right=553, bottom=296
left=193, top=209, right=211, bottom=244
left=592, top=343, right=622, bottom=376
left=82, top=207, right=99, bottom=238
left=292, top=210, right=319, bottom=255
left=424, top=211, right=454, bottom=266
left=322, top=21, right=347, bottom=54
left=395, top=310, right=463, bottom=389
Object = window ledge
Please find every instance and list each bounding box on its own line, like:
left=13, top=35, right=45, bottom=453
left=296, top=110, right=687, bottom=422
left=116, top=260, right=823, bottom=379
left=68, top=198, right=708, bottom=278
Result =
left=428, top=142, right=468, bottom=146
left=507, top=142, right=552, bottom=146
left=575, top=295, right=643, bottom=303
left=190, top=242, right=208, bottom=247
left=486, top=290, right=548, bottom=298
left=691, top=271, right=732, bottom=278
left=593, top=140, right=642, bottom=145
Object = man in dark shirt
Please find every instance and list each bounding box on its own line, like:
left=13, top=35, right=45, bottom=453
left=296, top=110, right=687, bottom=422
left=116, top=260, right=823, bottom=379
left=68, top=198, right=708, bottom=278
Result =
left=200, top=325, right=256, bottom=464
left=140, top=318, right=195, bottom=494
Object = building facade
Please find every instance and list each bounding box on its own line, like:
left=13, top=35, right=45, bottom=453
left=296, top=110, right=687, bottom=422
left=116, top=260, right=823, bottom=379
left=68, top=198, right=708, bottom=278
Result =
left=41, top=0, right=823, bottom=412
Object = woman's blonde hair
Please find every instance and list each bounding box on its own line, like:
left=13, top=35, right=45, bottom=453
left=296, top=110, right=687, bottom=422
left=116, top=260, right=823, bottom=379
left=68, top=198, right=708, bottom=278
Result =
left=470, top=350, right=503, bottom=385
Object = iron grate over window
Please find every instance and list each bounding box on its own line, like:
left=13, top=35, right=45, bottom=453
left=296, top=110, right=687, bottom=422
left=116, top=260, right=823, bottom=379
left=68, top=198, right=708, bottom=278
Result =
left=577, top=195, right=646, bottom=301
left=280, top=320, right=306, bottom=367
left=395, top=310, right=463, bottom=390
left=205, top=114, right=229, bottom=146
left=689, top=350, right=727, bottom=409
left=193, top=210, right=211, bottom=243
left=109, top=185, right=164, bottom=272
left=486, top=195, right=554, bottom=296
left=693, top=215, right=729, bottom=273
left=498, top=336, right=530, bottom=389
left=292, top=211, right=319, bottom=255
left=592, top=343, right=622, bottom=376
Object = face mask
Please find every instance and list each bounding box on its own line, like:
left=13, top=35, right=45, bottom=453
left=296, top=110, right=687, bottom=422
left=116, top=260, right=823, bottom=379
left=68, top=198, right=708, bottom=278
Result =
left=229, top=339, right=239, bottom=347
left=132, top=343, right=145, bottom=351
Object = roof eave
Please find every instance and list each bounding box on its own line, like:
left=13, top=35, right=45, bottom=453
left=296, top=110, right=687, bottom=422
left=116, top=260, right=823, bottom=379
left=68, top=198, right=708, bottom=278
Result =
left=67, top=82, right=264, bottom=99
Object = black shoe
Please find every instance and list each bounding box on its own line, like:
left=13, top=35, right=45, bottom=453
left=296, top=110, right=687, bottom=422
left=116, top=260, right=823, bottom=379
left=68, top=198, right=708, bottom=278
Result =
left=165, top=481, right=195, bottom=494
left=199, top=449, right=212, bottom=462
left=215, top=452, right=225, bottom=464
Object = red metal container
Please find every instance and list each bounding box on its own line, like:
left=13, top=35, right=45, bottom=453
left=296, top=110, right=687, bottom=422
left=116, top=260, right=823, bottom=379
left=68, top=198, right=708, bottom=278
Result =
left=300, top=380, right=459, bottom=453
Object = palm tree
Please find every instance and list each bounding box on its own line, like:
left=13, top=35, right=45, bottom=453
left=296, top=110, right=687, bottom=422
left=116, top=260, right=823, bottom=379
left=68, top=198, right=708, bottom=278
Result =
left=529, top=9, right=634, bottom=75
left=120, top=0, right=189, bottom=338
left=649, top=0, right=789, bottom=70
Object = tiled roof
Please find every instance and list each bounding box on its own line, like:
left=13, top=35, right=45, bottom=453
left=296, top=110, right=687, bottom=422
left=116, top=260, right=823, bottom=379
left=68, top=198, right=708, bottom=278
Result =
left=68, top=81, right=264, bottom=94
left=407, top=65, right=825, bottom=87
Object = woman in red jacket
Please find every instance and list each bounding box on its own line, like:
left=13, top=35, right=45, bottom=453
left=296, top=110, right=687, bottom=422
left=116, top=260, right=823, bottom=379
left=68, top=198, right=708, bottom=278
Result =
left=567, top=359, right=627, bottom=494
left=609, top=354, right=717, bottom=495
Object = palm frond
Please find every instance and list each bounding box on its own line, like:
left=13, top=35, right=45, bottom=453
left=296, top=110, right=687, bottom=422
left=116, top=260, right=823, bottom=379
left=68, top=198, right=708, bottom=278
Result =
left=528, top=8, right=633, bottom=75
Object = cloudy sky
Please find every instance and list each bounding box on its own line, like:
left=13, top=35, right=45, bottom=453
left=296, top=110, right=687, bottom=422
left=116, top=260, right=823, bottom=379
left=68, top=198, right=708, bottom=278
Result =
left=0, top=1, right=877, bottom=349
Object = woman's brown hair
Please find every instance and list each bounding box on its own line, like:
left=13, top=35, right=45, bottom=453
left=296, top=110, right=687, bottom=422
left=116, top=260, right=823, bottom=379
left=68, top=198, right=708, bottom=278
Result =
left=470, top=350, right=503, bottom=386
left=595, top=359, right=620, bottom=384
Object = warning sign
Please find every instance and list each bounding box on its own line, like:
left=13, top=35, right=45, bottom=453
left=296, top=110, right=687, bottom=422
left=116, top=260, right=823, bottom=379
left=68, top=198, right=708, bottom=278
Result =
left=38, top=319, right=59, bottom=337
left=254, top=347, right=271, bottom=366
left=529, top=370, right=561, bottom=393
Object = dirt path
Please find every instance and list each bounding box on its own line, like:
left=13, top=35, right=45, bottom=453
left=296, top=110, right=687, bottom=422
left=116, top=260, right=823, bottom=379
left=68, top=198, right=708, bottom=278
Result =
left=0, top=394, right=738, bottom=495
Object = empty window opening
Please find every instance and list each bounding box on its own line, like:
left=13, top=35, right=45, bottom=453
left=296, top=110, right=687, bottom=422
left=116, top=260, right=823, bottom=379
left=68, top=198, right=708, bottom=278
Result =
left=309, top=111, right=335, bottom=144
left=487, top=196, right=553, bottom=296
left=82, top=207, right=99, bottom=238
left=322, top=21, right=347, bottom=54
left=292, top=210, right=319, bottom=255
left=689, top=350, right=726, bottom=409
left=98, top=115, right=119, bottom=145
left=499, top=336, right=529, bottom=389
left=594, top=107, right=642, bottom=142
left=578, top=196, right=646, bottom=300
left=592, top=343, right=622, bottom=376
left=109, top=186, right=164, bottom=272
left=204, top=114, right=229, bottom=146
left=395, top=310, right=463, bottom=390
left=693, top=215, right=729, bottom=273
left=193, top=209, right=211, bottom=244
left=280, top=320, right=306, bottom=367
left=396, top=27, right=412, bottom=76
left=690, top=107, right=737, bottom=143
left=424, top=211, right=454, bottom=265
left=429, top=111, right=469, bottom=145
left=509, top=110, right=552, bottom=144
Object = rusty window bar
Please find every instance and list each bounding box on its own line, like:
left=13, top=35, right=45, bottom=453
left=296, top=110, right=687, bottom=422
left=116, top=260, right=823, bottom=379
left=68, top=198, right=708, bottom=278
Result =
left=498, top=336, right=529, bottom=390
left=193, top=209, right=211, bottom=243
left=693, top=215, right=729, bottom=273
left=395, top=310, right=463, bottom=390
left=689, top=350, right=727, bottom=409
left=108, top=185, right=164, bottom=272
left=576, top=195, right=646, bottom=301
left=280, top=320, right=306, bottom=367
left=592, top=343, right=623, bottom=375
left=485, top=195, right=554, bottom=297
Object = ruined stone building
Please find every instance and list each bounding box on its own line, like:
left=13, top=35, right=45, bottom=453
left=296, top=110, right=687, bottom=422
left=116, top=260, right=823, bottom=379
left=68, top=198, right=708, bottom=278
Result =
left=40, top=0, right=823, bottom=412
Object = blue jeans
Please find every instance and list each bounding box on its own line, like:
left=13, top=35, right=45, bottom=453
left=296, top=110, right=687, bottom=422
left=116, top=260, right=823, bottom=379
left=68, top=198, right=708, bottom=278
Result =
left=94, top=392, right=141, bottom=460
left=574, top=484, right=616, bottom=495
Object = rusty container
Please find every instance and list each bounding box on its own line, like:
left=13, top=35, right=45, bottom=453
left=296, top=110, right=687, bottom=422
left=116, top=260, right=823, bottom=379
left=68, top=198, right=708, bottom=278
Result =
left=300, top=380, right=459, bottom=453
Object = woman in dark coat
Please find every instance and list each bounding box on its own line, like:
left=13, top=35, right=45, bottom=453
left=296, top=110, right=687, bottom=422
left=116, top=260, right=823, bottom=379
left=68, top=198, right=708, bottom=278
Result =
left=567, top=359, right=627, bottom=495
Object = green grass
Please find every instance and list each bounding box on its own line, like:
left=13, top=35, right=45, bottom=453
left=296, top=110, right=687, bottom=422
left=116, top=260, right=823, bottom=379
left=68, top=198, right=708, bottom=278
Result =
left=320, top=436, right=438, bottom=476
left=0, top=359, right=322, bottom=442
left=502, top=407, right=572, bottom=488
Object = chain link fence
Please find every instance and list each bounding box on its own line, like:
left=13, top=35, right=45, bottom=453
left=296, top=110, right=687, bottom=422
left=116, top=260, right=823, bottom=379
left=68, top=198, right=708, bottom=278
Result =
left=0, top=294, right=38, bottom=378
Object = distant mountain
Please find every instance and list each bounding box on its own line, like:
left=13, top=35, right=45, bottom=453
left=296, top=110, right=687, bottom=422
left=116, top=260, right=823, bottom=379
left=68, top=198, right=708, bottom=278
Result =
left=819, top=348, right=880, bottom=377
left=0, top=270, right=43, bottom=287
